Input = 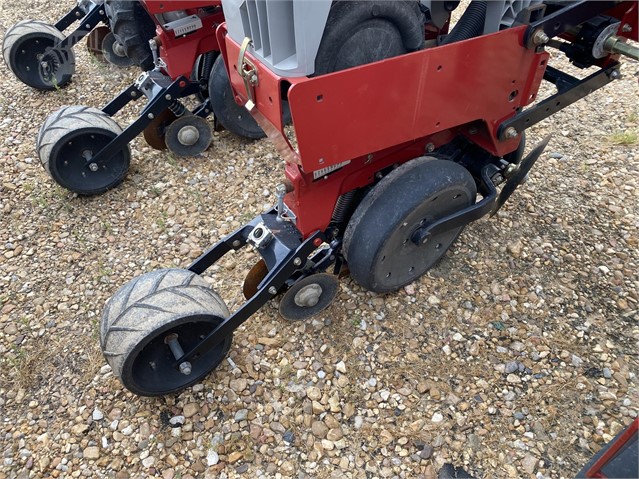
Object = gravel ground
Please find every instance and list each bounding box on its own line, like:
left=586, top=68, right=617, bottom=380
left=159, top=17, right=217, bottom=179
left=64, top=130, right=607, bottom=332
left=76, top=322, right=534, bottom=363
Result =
left=1, top=2, right=638, bottom=479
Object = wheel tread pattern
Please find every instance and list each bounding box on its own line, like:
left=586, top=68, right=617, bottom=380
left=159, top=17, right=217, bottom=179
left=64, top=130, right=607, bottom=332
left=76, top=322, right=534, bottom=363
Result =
left=36, top=106, right=129, bottom=193
left=100, top=269, right=230, bottom=388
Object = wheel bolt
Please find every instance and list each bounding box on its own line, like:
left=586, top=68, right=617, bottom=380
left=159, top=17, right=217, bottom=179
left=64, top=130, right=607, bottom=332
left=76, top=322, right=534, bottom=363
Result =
left=179, top=362, right=193, bottom=376
left=88, top=163, right=99, bottom=172
left=177, top=126, right=200, bottom=146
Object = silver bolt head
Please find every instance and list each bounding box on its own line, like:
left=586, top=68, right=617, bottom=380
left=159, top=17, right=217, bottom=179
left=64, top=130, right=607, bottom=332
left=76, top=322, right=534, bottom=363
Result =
left=622, top=24, right=632, bottom=33
left=533, top=29, right=549, bottom=45
left=165, top=94, right=172, bottom=101
left=232, top=240, right=241, bottom=248
left=425, top=143, right=435, bottom=153
left=88, top=163, right=99, bottom=172
left=609, top=69, right=621, bottom=80
left=177, top=125, right=200, bottom=146
left=147, top=113, right=155, bottom=120
left=503, top=127, right=518, bottom=139
left=293, top=258, right=302, bottom=266
left=179, top=362, right=192, bottom=376
left=268, top=286, right=278, bottom=295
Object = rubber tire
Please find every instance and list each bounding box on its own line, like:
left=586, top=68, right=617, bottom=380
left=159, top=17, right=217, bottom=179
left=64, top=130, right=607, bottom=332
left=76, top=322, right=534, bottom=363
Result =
left=100, top=269, right=233, bottom=397
left=343, top=158, right=477, bottom=293
left=2, top=20, right=75, bottom=90
left=37, top=105, right=130, bottom=195
left=314, top=0, right=424, bottom=75
left=104, top=0, right=156, bottom=71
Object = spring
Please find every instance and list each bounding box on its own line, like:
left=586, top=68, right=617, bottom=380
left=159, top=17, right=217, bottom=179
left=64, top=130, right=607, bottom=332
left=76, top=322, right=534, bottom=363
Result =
left=331, top=191, right=356, bottom=225
left=168, top=100, right=187, bottom=117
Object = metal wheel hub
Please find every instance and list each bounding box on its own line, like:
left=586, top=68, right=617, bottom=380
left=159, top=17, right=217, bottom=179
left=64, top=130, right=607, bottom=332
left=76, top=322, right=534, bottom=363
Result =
left=279, top=273, right=339, bottom=321
left=177, top=125, right=200, bottom=146
left=294, top=284, right=323, bottom=308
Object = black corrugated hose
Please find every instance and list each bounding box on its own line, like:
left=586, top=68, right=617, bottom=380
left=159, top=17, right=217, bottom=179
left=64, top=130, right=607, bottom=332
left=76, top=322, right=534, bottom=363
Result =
left=441, top=1, right=488, bottom=45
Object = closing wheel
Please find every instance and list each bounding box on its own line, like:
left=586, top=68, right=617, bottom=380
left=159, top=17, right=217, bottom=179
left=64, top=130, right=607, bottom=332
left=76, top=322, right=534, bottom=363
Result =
left=165, top=115, right=212, bottom=157
left=279, top=274, right=340, bottom=321
left=100, top=268, right=233, bottom=397
left=343, top=158, right=477, bottom=293
left=2, top=20, right=75, bottom=90
left=86, top=25, right=110, bottom=63
left=102, top=31, right=135, bottom=67
left=37, top=106, right=130, bottom=195
left=143, top=108, right=178, bottom=150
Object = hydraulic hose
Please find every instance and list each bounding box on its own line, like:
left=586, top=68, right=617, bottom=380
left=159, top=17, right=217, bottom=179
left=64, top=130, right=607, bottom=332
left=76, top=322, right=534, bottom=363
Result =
left=441, top=1, right=488, bottom=45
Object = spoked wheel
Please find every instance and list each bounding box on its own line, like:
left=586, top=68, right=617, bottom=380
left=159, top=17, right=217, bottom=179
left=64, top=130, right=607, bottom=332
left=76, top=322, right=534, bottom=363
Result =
left=100, top=269, right=233, bottom=396
left=2, top=20, right=75, bottom=90
left=86, top=25, right=110, bottom=63
left=101, top=31, right=135, bottom=67
left=37, top=106, right=130, bottom=195
left=343, top=158, right=477, bottom=293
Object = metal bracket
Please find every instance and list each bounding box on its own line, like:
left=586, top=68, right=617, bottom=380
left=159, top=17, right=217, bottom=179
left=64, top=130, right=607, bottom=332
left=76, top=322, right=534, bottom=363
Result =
left=238, top=37, right=258, bottom=103
left=411, top=135, right=551, bottom=245
left=524, top=1, right=618, bottom=49
left=498, top=62, right=618, bottom=140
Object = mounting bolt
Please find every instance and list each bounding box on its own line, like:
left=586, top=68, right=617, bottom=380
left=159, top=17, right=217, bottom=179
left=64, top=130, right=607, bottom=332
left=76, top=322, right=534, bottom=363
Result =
left=130, top=91, right=137, bottom=97
left=532, top=29, right=549, bottom=46
left=503, top=127, right=519, bottom=140
left=232, top=240, right=241, bottom=248
left=179, top=362, right=192, bottom=375
left=622, top=24, right=632, bottom=33
left=148, top=113, right=155, bottom=120
left=88, top=163, right=99, bottom=172
left=268, top=286, right=278, bottom=295
left=609, top=69, right=621, bottom=80
left=165, top=94, right=172, bottom=101
left=425, top=143, right=435, bottom=153
left=293, top=257, right=302, bottom=267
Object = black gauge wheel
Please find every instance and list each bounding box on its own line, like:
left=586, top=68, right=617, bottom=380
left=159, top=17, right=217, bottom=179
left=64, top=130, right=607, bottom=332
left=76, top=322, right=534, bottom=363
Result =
left=100, top=269, right=233, bottom=397
left=37, top=106, right=130, bottom=195
left=3, top=20, right=75, bottom=90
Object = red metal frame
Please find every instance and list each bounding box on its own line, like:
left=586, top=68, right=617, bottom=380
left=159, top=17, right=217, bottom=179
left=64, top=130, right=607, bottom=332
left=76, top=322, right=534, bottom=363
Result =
left=219, top=1, right=637, bottom=240
left=220, top=26, right=547, bottom=237
left=141, top=1, right=224, bottom=80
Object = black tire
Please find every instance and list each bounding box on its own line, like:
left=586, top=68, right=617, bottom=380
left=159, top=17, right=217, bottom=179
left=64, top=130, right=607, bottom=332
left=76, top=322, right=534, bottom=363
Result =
left=343, top=158, right=477, bottom=293
left=2, top=20, right=75, bottom=90
left=100, top=269, right=233, bottom=396
left=104, top=0, right=156, bottom=71
left=314, top=1, right=424, bottom=75
left=37, top=106, right=130, bottom=195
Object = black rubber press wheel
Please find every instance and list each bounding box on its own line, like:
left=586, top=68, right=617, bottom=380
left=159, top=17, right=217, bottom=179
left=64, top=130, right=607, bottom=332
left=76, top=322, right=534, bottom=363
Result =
left=343, top=158, right=477, bottom=293
left=100, top=269, right=233, bottom=397
left=314, top=0, right=424, bottom=75
left=104, top=0, right=156, bottom=71
left=37, top=106, right=130, bottom=195
left=2, top=20, right=75, bottom=90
